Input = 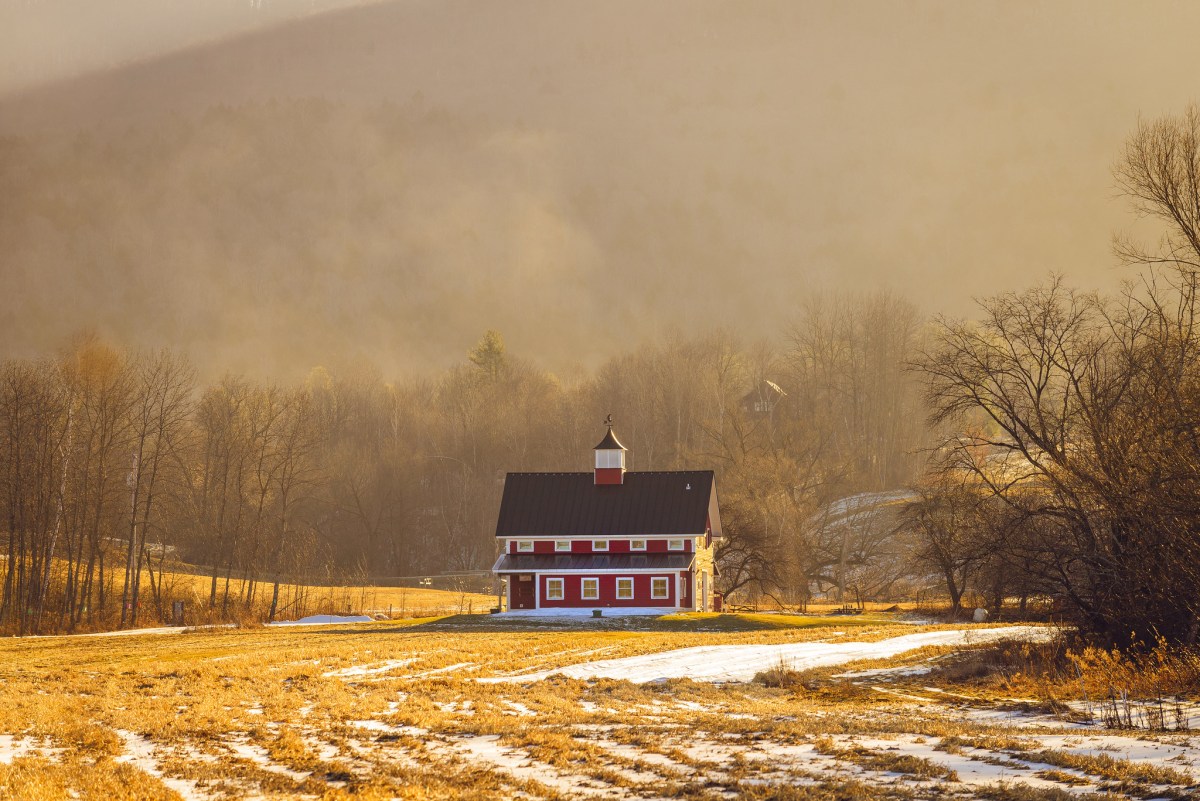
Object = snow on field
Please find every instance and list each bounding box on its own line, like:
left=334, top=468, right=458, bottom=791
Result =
left=80, top=626, right=184, bottom=637
left=409, top=661, right=478, bottom=678
left=268, top=614, right=374, bottom=626
left=19, top=625, right=186, bottom=640
left=483, top=626, right=1054, bottom=684
left=0, top=734, right=58, bottom=765
left=835, top=664, right=933, bottom=679
left=443, top=733, right=646, bottom=798
left=1034, top=733, right=1200, bottom=780
left=115, top=730, right=212, bottom=801
left=821, top=734, right=1095, bottom=792
left=228, top=739, right=311, bottom=782
left=323, top=658, right=416, bottom=678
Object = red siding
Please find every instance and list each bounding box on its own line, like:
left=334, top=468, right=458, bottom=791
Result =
left=508, top=538, right=693, bottom=554
left=538, top=574, right=678, bottom=607
left=594, top=467, right=624, bottom=485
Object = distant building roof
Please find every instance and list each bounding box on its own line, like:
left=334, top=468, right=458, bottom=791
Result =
left=740, top=379, right=788, bottom=413
left=494, top=471, right=721, bottom=538
left=493, top=553, right=695, bottom=572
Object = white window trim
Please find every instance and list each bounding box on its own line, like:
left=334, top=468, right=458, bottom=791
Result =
left=651, top=576, right=669, bottom=600
left=629, top=539, right=647, bottom=551
left=667, top=539, right=684, bottom=551
left=546, top=578, right=564, bottom=601
left=555, top=540, right=571, bottom=552
left=616, top=576, right=634, bottom=600
left=592, top=539, right=609, bottom=551
left=581, top=577, right=599, bottom=600
left=517, top=540, right=534, bottom=552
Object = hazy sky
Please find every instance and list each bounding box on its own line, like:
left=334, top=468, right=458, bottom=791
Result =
left=3, top=1, right=1200, bottom=376
left=0, top=0, right=376, bottom=95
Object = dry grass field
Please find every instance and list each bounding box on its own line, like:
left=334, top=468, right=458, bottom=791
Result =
left=23, top=562, right=499, bottom=635
left=157, top=569, right=497, bottom=622
left=1, top=612, right=1198, bottom=800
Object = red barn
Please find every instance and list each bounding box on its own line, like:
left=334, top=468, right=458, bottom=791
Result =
left=492, top=424, right=723, bottom=612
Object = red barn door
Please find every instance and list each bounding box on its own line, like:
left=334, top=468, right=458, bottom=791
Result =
left=510, top=574, right=536, bottom=609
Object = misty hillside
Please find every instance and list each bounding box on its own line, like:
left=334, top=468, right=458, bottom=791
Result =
left=3, top=0, right=1200, bottom=375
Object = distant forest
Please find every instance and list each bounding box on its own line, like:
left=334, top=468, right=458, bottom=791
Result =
left=0, top=288, right=927, bottom=635
left=4, top=106, right=1200, bottom=646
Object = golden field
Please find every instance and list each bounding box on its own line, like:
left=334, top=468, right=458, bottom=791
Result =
left=0, top=613, right=1196, bottom=800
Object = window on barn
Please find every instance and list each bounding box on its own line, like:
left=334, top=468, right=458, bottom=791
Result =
left=581, top=578, right=599, bottom=600
left=651, top=577, right=669, bottom=599
left=546, top=578, right=564, bottom=601
left=596, top=449, right=625, bottom=469
left=630, top=539, right=646, bottom=551
left=555, top=540, right=571, bottom=552
left=517, top=540, right=534, bottom=552
left=616, top=577, right=634, bottom=599
left=593, top=540, right=608, bottom=551
left=668, top=539, right=684, bottom=551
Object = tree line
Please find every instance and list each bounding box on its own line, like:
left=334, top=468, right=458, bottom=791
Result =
left=912, top=105, right=1200, bottom=646
left=0, top=288, right=930, bottom=634
left=4, top=105, right=1199, bottom=645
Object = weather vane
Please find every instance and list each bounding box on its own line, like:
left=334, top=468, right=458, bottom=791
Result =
left=604, top=413, right=613, bottom=429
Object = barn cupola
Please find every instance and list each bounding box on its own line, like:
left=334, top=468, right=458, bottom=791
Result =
left=594, top=416, right=627, bottom=485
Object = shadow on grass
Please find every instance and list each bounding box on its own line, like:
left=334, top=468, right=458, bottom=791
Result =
left=392, top=611, right=896, bottom=634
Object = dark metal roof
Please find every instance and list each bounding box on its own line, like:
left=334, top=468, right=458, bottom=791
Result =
left=493, top=553, right=695, bottom=572
left=593, top=428, right=627, bottom=450
left=494, top=471, right=722, bottom=538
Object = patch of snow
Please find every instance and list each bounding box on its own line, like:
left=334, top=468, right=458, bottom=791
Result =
left=443, top=734, right=641, bottom=797
left=323, top=658, right=417, bottom=678
left=502, top=700, right=536, bottom=716
left=831, top=735, right=1095, bottom=792
left=349, top=720, right=427, bottom=737
left=871, top=686, right=940, bottom=703
left=22, top=625, right=188, bottom=639
left=0, top=734, right=58, bottom=765
left=674, top=700, right=710, bottom=711
left=1034, top=734, right=1200, bottom=781
left=820, top=491, right=918, bottom=522
left=114, top=730, right=212, bottom=800
left=303, top=734, right=341, bottom=762
left=434, top=700, right=474, bottom=715
left=409, top=662, right=477, bottom=678
left=482, top=626, right=1055, bottom=684
left=593, top=738, right=692, bottom=776
left=80, top=626, right=184, bottom=637
left=228, top=740, right=310, bottom=783
left=836, top=665, right=933, bottom=679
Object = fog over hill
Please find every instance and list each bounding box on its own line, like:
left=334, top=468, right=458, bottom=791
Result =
left=2, top=0, right=1199, bottom=377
